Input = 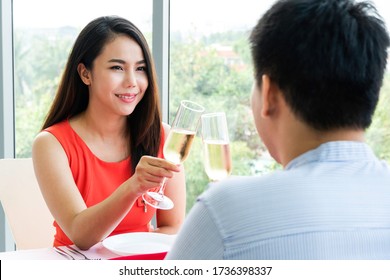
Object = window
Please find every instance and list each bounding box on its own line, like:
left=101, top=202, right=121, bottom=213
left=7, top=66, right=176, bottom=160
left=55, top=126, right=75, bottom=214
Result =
left=11, top=0, right=390, bottom=211
left=2, top=0, right=389, bottom=250
left=13, top=0, right=153, bottom=157
left=169, top=0, right=390, bottom=210
left=4, top=0, right=153, bottom=251
left=169, top=0, right=278, bottom=210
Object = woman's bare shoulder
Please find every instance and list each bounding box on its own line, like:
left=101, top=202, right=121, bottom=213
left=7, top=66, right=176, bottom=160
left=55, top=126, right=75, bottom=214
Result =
left=32, top=131, right=64, bottom=157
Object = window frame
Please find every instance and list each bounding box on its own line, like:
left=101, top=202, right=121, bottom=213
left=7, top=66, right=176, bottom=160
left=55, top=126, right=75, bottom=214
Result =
left=0, top=0, right=170, bottom=251
left=0, top=0, right=16, bottom=252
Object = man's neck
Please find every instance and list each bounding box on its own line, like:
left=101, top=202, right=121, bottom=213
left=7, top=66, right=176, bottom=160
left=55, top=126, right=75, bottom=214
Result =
left=279, top=124, right=365, bottom=167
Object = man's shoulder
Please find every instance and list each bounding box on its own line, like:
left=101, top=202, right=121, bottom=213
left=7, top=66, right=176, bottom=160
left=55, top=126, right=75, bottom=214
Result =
left=198, top=172, right=286, bottom=205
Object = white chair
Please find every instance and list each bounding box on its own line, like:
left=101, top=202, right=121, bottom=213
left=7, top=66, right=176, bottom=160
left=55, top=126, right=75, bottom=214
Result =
left=0, top=158, right=55, bottom=250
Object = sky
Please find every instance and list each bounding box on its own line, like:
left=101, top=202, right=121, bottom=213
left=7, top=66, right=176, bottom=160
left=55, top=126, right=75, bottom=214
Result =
left=13, top=0, right=153, bottom=30
left=13, top=0, right=390, bottom=35
left=13, top=0, right=275, bottom=33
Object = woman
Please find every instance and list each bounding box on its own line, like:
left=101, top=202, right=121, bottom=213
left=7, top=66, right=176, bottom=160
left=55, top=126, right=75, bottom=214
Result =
left=32, top=16, right=186, bottom=250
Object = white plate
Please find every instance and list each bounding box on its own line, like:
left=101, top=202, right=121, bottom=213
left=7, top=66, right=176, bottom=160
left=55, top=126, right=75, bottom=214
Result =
left=102, top=232, right=176, bottom=256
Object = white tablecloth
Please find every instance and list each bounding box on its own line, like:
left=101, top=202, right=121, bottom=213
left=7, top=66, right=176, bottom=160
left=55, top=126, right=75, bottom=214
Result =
left=0, top=243, right=120, bottom=260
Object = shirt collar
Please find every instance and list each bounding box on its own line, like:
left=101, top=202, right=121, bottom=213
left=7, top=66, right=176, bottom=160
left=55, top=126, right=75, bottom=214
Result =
left=285, top=141, right=376, bottom=170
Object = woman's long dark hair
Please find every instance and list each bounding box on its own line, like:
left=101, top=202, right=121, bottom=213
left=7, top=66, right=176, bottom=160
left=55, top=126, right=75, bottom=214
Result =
left=42, top=16, right=162, bottom=172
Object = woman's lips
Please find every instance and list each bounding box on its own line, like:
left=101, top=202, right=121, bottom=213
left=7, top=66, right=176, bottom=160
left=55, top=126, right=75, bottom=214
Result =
left=115, top=93, right=137, bottom=103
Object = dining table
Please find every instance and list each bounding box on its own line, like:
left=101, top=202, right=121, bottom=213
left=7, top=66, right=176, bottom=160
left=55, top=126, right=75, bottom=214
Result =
left=0, top=243, right=124, bottom=260
left=1, top=241, right=171, bottom=280
left=0, top=241, right=172, bottom=261
left=0, top=232, right=174, bottom=260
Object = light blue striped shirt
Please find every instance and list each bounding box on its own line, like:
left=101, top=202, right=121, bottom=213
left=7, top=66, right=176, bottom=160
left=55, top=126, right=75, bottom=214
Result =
left=166, top=141, right=390, bottom=259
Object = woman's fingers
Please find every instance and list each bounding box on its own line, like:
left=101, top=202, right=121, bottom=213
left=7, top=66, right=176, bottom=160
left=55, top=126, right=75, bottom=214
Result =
left=140, top=156, right=180, bottom=177
left=145, top=156, right=180, bottom=172
left=132, top=156, right=180, bottom=191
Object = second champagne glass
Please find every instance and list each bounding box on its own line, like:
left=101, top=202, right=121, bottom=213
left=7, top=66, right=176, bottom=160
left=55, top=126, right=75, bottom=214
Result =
left=142, top=100, right=205, bottom=210
left=201, top=112, right=232, bottom=181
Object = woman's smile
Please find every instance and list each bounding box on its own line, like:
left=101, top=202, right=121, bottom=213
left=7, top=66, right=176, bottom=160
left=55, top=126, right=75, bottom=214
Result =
left=115, top=93, right=138, bottom=103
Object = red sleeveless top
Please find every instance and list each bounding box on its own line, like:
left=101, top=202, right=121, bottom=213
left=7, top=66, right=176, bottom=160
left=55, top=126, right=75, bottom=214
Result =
left=45, top=120, right=163, bottom=246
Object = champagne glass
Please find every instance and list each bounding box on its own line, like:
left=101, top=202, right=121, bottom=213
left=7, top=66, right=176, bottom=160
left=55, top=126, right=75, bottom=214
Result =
left=201, top=112, right=232, bottom=181
left=142, top=100, right=205, bottom=210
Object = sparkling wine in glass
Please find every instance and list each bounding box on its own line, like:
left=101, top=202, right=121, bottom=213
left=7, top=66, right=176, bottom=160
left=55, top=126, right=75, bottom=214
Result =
left=142, top=100, right=205, bottom=210
left=201, top=112, right=232, bottom=181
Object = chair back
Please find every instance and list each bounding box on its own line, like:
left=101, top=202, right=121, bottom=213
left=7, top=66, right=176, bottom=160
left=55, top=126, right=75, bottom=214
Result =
left=0, top=158, right=55, bottom=250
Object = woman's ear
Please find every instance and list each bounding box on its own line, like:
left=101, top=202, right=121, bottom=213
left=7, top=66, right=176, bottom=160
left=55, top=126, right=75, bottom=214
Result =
left=77, top=63, right=91, bottom=85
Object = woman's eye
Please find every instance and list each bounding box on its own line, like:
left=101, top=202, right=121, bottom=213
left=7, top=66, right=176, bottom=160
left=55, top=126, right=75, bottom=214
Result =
left=137, top=66, right=147, bottom=71
left=111, top=65, right=123, bottom=71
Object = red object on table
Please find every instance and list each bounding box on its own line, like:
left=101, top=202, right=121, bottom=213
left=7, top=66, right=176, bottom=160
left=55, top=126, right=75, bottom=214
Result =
left=109, top=251, right=167, bottom=260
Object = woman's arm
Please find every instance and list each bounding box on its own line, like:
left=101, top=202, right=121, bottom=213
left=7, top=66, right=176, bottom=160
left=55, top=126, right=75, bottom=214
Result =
left=154, top=122, right=186, bottom=234
left=32, top=131, right=180, bottom=250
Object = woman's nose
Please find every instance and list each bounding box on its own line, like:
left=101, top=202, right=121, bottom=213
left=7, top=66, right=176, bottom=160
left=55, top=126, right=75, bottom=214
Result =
left=125, top=71, right=137, bottom=87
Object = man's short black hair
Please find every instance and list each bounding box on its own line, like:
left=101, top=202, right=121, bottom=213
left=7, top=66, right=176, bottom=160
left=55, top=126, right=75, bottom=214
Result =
left=250, top=0, right=390, bottom=130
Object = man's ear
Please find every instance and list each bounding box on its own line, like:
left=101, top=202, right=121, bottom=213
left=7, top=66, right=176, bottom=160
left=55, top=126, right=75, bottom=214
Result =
left=77, top=63, right=91, bottom=85
left=260, top=74, right=278, bottom=118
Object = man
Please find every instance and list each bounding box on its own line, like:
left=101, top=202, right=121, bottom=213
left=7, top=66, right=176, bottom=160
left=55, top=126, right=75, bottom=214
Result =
left=166, top=0, right=390, bottom=259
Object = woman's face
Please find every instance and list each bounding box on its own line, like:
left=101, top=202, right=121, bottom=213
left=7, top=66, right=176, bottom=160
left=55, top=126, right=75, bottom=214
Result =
left=84, top=35, right=149, bottom=117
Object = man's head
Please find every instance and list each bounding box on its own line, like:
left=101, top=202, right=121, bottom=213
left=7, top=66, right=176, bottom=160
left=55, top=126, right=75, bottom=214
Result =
left=250, top=0, right=389, bottom=131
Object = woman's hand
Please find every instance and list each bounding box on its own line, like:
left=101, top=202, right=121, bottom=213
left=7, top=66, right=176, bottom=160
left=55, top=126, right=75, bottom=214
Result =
left=128, top=155, right=180, bottom=196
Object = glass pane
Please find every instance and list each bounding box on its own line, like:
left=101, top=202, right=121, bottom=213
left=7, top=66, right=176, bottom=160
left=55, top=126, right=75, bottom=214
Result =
left=13, top=0, right=152, bottom=158
left=170, top=0, right=277, bottom=211
left=365, top=0, right=390, bottom=164
left=170, top=0, right=390, bottom=211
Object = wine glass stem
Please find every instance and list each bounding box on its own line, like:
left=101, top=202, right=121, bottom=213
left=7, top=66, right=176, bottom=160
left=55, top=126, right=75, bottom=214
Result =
left=158, top=177, right=168, bottom=196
